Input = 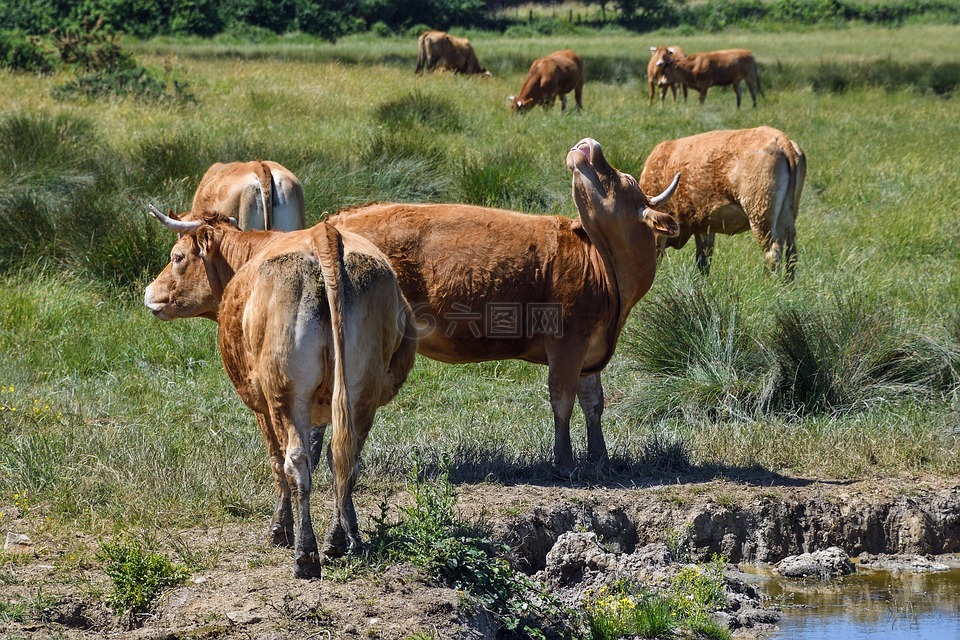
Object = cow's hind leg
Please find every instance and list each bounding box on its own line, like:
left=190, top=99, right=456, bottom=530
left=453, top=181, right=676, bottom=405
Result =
left=577, top=373, right=608, bottom=471
left=254, top=413, right=295, bottom=548
left=322, top=402, right=374, bottom=558
left=694, top=232, right=716, bottom=275
left=734, top=80, right=743, bottom=108
left=275, top=404, right=322, bottom=578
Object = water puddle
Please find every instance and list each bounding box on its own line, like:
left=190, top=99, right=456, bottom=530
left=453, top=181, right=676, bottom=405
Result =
left=753, top=565, right=960, bottom=640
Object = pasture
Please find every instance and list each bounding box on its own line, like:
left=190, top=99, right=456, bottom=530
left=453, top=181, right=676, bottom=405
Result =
left=1, top=21, right=959, bottom=544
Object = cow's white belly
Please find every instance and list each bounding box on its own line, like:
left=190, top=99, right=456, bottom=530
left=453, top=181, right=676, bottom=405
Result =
left=706, top=204, right=750, bottom=235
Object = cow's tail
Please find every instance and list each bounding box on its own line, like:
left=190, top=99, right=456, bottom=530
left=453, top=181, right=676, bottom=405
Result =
left=755, top=58, right=765, bottom=99
left=314, top=222, right=358, bottom=541
left=255, top=160, right=274, bottom=231
left=415, top=32, right=427, bottom=74
left=778, top=137, right=805, bottom=277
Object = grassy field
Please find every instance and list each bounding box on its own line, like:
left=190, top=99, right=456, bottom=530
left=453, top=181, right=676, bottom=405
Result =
left=1, top=24, right=959, bottom=535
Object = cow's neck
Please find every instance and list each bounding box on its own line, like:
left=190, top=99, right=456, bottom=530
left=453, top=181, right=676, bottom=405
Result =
left=579, top=215, right=655, bottom=326
left=207, top=231, right=264, bottom=299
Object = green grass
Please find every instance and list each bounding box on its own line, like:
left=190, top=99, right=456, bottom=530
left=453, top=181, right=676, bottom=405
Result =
left=0, top=24, right=958, bottom=539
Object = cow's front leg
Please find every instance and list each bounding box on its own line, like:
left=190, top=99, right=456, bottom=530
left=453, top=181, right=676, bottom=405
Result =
left=577, top=373, right=608, bottom=471
left=308, top=424, right=327, bottom=473
left=560, top=93, right=568, bottom=111
left=694, top=232, right=715, bottom=274
left=547, top=353, right=583, bottom=477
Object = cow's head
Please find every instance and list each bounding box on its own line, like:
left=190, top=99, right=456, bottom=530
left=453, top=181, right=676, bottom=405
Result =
left=507, top=95, right=533, bottom=114
left=566, top=138, right=680, bottom=239
left=143, top=205, right=238, bottom=322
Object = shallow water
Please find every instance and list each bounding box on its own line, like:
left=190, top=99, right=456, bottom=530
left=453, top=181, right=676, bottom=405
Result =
left=759, top=566, right=960, bottom=640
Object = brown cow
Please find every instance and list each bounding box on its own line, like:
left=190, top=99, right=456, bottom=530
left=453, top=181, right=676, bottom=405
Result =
left=648, top=45, right=687, bottom=105
left=640, top=126, right=806, bottom=277
left=192, top=160, right=306, bottom=231
left=509, top=49, right=584, bottom=114
left=415, top=30, right=490, bottom=76
left=331, top=138, right=679, bottom=475
left=144, top=209, right=417, bottom=577
left=661, top=48, right=763, bottom=108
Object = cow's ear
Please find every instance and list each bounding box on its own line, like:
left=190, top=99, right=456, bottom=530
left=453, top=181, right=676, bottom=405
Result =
left=644, top=210, right=679, bottom=237
left=649, top=46, right=657, bottom=53
left=195, top=225, right=218, bottom=257
left=667, top=47, right=674, bottom=54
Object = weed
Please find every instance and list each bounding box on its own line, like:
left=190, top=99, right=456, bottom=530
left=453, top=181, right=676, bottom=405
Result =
left=99, top=535, right=190, bottom=619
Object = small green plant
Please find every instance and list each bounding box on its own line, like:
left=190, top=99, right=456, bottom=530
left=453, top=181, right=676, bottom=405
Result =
left=365, top=457, right=576, bottom=638
left=99, top=535, right=190, bottom=618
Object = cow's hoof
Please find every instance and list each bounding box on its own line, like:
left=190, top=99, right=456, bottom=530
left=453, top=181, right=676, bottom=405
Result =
left=293, top=552, right=323, bottom=579
left=551, top=463, right=580, bottom=481
left=268, top=526, right=294, bottom=549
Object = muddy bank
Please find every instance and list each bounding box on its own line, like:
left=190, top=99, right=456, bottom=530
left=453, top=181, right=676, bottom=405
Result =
left=463, top=476, right=960, bottom=570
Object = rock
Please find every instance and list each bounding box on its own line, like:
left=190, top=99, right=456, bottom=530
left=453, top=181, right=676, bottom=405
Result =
left=857, top=553, right=950, bottom=572
left=775, top=546, right=855, bottom=579
left=5, top=532, right=32, bottom=553
left=226, top=608, right=262, bottom=625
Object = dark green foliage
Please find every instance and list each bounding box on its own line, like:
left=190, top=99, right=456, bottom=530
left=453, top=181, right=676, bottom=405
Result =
left=0, top=30, right=59, bottom=74
left=100, top=536, right=190, bottom=617
left=53, top=65, right=196, bottom=103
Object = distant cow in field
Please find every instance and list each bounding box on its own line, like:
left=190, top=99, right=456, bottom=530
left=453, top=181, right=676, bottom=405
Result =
left=192, top=160, right=306, bottom=231
left=509, top=49, right=584, bottom=114
left=144, top=209, right=417, bottom=578
left=416, top=30, right=490, bottom=76
left=331, top=138, right=679, bottom=475
left=660, top=48, right=763, bottom=108
left=648, top=45, right=687, bottom=105
left=640, top=126, right=806, bottom=277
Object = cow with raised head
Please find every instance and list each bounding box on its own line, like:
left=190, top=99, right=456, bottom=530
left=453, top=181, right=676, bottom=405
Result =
left=415, top=30, right=490, bottom=76
left=144, top=210, right=417, bottom=578
left=640, top=126, right=806, bottom=277
left=648, top=45, right=687, bottom=105
left=192, top=160, right=306, bottom=231
left=509, top=49, right=584, bottom=114
left=660, top=48, right=763, bottom=108
left=331, top=138, right=679, bottom=475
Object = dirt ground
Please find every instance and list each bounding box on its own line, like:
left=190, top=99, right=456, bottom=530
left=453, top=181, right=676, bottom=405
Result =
left=2, top=471, right=959, bottom=639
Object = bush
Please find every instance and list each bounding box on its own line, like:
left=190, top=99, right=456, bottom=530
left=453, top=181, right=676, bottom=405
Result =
left=0, top=30, right=59, bottom=74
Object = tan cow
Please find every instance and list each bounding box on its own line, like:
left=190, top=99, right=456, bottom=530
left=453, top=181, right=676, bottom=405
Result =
left=648, top=45, right=687, bottom=105
left=192, top=160, right=306, bottom=231
left=415, top=30, right=490, bottom=76
left=661, top=48, right=763, bottom=108
left=144, top=210, right=417, bottom=577
left=331, top=138, right=679, bottom=475
left=640, top=126, right=806, bottom=277
left=509, top=49, right=584, bottom=114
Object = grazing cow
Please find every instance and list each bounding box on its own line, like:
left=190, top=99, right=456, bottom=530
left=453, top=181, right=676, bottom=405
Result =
left=661, top=48, right=763, bottom=108
left=192, top=160, right=306, bottom=231
left=331, top=138, right=679, bottom=475
left=415, top=30, right=490, bottom=76
left=509, top=49, right=584, bottom=114
left=648, top=45, right=687, bottom=105
left=640, top=126, right=806, bottom=277
left=144, top=210, right=417, bottom=577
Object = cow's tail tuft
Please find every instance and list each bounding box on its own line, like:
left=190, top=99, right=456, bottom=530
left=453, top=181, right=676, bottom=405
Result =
left=415, top=32, right=427, bottom=74
left=314, top=222, right=358, bottom=539
left=779, top=137, right=805, bottom=277
left=255, top=160, right=274, bottom=231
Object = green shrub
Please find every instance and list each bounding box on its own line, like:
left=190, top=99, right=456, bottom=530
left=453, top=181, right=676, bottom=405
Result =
left=375, top=89, right=463, bottom=133
left=0, top=30, right=59, bottom=74
left=100, top=536, right=189, bottom=617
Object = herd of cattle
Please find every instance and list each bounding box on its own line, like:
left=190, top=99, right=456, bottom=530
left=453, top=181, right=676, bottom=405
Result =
left=418, top=30, right=764, bottom=110
left=143, top=33, right=804, bottom=577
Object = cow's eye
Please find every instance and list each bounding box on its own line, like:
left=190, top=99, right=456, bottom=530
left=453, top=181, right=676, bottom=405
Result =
left=172, top=252, right=185, bottom=265
left=625, top=174, right=637, bottom=188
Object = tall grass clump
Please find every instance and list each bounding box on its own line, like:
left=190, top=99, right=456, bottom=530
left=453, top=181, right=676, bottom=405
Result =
left=457, top=148, right=554, bottom=211
left=375, top=89, right=463, bottom=133
left=620, top=269, right=955, bottom=423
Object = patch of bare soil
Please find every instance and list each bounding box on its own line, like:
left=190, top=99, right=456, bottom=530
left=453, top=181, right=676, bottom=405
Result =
left=2, top=472, right=959, bottom=639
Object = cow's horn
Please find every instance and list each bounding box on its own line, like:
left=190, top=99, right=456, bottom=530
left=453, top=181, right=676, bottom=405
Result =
left=148, top=204, right=202, bottom=233
left=647, top=173, right=680, bottom=206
